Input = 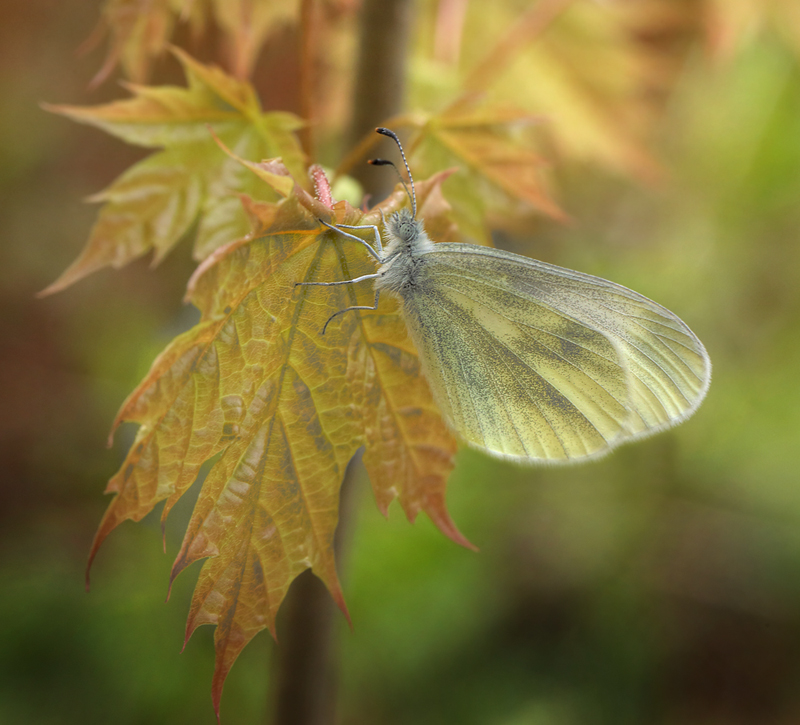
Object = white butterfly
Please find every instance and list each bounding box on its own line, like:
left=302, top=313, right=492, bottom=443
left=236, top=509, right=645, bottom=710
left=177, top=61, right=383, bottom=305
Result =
left=301, top=128, right=711, bottom=463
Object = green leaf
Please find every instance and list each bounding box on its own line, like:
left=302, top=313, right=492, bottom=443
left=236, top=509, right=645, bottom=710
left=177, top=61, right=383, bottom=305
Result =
left=88, top=165, right=469, bottom=715
left=41, top=49, right=307, bottom=294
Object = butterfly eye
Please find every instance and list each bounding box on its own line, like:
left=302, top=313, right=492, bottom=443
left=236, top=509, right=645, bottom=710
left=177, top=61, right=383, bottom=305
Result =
left=399, top=222, right=414, bottom=240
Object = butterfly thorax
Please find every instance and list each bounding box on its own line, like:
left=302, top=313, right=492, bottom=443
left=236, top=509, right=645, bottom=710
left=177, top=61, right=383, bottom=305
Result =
left=376, top=208, right=435, bottom=296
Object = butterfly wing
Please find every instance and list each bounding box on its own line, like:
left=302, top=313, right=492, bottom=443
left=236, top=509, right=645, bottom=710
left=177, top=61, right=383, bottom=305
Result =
left=397, top=244, right=711, bottom=463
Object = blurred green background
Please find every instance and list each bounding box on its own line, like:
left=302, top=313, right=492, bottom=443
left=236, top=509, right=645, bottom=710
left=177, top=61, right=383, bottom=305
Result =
left=4, top=2, right=800, bottom=724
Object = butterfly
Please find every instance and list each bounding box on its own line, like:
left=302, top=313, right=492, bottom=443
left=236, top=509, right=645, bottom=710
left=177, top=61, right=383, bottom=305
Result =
left=299, top=128, right=711, bottom=463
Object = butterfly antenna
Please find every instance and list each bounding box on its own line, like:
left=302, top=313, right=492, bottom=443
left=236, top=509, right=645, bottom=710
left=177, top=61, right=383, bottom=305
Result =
left=374, top=127, right=417, bottom=218
left=368, top=158, right=412, bottom=209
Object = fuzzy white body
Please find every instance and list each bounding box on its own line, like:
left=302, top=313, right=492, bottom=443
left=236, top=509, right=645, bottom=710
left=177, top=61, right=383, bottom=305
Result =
left=374, top=208, right=435, bottom=296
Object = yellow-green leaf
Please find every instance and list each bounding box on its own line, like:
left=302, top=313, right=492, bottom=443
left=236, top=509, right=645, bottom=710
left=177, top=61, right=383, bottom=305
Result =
left=90, top=0, right=297, bottom=86
left=386, top=101, right=566, bottom=245
left=89, top=166, right=466, bottom=714
left=88, top=0, right=191, bottom=87
left=41, top=50, right=307, bottom=294
left=469, top=0, right=664, bottom=180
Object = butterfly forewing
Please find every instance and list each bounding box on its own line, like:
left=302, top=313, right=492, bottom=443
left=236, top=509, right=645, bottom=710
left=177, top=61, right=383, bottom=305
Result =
left=400, top=275, right=634, bottom=462
left=398, top=244, right=710, bottom=462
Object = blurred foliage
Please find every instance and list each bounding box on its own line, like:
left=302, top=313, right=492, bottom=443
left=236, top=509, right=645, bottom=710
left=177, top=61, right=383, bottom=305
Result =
left=4, top=0, right=800, bottom=724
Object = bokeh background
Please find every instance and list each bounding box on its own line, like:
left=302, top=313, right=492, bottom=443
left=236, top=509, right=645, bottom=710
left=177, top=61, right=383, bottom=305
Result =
left=3, top=1, right=800, bottom=723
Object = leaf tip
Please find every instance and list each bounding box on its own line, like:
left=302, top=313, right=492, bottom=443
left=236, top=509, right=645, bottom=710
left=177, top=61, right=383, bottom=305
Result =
left=457, top=532, right=479, bottom=553
left=169, top=547, right=194, bottom=596
left=36, top=254, right=103, bottom=297
left=85, top=546, right=97, bottom=593
left=36, top=279, right=66, bottom=299
left=85, top=518, right=115, bottom=592
left=181, top=613, right=198, bottom=654
left=425, top=496, right=477, bottom=552
left=326, top=578, right=352, bottom=629
left=211, top=657, right=231, bottom=724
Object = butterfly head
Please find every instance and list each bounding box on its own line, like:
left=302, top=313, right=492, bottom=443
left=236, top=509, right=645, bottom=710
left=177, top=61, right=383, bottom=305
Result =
left=387, top=207, right=423, bottom=246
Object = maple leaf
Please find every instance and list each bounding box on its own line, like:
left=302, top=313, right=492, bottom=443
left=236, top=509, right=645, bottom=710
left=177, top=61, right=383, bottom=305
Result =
left=406, top=0, right=666, bottom=183
left=473, top=0, right=666, bottom=182
left=407, top=101, right=567, bottom=243
left=41, top=48, right=307, bottom=295
left=88, top=160, right=468, bottom=716
left=339, top=101, right=565, bottom=246
left=84, top=0, right=202, bottom=87
left=88, top=0, right=299, bottom=86
left=704, top=0, right=800, bottom=61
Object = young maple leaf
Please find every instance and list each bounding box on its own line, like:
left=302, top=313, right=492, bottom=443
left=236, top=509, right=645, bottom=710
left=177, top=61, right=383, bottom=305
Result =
left=41, top=48, right=307, bottom=295
left=88, top=159, right=468, bottom=716
left=88, top=0, right=296, bottom=87
left=85, top=0, right=191, bottom=87
left=413, top=0, right=665, bottom=184
left=704, top=0, right=800, bottom=61
left=343, top=101, right=566, bottom=245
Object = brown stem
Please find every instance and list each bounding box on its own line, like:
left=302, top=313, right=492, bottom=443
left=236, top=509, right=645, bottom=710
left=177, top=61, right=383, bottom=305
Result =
left=433, top=0, right=469, bottom=66
left=269, top=2, right=413, bottom=722
left=347, top=0, right=414, bottom=203
left=298, top=0, right=318, bottom=159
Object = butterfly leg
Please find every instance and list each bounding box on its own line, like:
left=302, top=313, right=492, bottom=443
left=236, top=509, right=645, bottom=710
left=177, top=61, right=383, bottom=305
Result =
left=318, top=219, right=383, bottom=262
left=336, top=216, right=385, bottom=255
left=310, top=216, right=386, bottom=333
left=294, top=274, right=382, bottom=334
left=335, top=208, right=385, bottom=254
left=295, top=273, right=381, bottom=288
left=322, top=289, right=382, bottom=335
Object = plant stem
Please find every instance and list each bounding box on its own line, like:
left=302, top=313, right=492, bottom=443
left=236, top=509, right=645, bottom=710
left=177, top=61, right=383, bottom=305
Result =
left=271, top=455, right=363, bottom=725
left=347, top=0, right=414, bottom=202
left=270, top=2, right=413, bottom=722
left=298, top=0, right=319, bottom=159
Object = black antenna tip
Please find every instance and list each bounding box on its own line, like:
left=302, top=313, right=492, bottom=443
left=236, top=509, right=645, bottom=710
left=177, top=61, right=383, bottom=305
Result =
left=375, top=127, right=398, bottom=141
left=368, top=158, right=393, bottom=166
